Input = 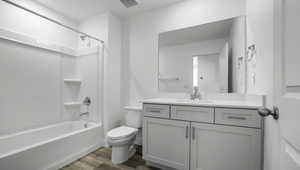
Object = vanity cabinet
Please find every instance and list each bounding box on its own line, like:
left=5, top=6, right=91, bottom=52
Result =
left=143, top=104, right=262, bottom=170
left=143, top=118, right=190, bottom=170
left=190, top=123, right=261, bottom=170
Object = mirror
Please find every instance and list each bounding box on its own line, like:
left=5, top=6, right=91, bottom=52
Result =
left=158, top=16, right=247, bottom=94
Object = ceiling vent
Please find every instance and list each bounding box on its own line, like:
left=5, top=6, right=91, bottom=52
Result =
left=120, top=0, right=140, bottom=8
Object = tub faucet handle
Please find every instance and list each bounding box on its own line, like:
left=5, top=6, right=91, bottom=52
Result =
left=80, top=112, right=89, bottom=117
left=83, top=97, right=91, bottom=106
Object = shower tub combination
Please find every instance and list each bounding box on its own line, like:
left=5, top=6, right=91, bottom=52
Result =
left=0, top=120, right=103, bottom=170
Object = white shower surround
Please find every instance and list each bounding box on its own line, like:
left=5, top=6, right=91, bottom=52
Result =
left=0, top=28, right=105, bottom=169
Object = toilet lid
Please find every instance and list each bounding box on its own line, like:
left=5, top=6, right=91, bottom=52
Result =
left=107, top=126, right=137, bottom=140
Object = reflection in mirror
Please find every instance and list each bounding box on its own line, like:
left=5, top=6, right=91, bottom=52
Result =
left=158, top=16, right=246, bottom=94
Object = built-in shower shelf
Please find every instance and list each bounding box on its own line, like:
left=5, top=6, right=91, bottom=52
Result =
left=64, top=79, right=82, bottom=84
left=64, top=102, right=82, bottom=107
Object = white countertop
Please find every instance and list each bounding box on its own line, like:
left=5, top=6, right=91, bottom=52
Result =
left=124, top=105, right=143, bottom=111
left=142, top=98, right=262, bottom=109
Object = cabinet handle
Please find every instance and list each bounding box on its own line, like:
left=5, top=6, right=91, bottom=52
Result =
left=227, top=116, right=247, bottom=120
left=192, top=127, right=195, bottom=140
left=185, top=126, right=189, bottom=139
left=148, top=109, right=161, bottom=113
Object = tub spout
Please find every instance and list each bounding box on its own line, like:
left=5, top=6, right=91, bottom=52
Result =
left=79, top=112, right=89, bottom=117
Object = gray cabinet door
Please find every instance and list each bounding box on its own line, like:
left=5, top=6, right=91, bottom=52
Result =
left=190, top=123, right=262, bottom=170
left=143, top=117, right=190, bottom=170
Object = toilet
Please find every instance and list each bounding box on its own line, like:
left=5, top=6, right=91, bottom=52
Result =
left=106, top=105, right=142, bottom=164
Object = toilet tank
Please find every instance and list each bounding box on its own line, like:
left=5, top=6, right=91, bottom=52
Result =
left=124, top=105, right=142, bottom=128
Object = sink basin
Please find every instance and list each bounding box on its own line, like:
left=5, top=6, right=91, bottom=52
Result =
left=175, top=99, right=214, bottom=103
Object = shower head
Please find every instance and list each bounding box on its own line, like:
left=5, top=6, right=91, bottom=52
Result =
left=80, top=35, right=92, bottom=47
left=120, top=0, right=140, bottom=8
left=80, top=35, right=87, bottom=41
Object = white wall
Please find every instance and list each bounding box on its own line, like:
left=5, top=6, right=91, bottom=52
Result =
left=218, top=42, right=229, bottom=93
left=105, top=13, right=122, bottom=134
left=124, top=0, right=246, bottom=105
left=159, top=39, right=226, bottom=93
left=229, top=17, right=246, bottom=93
left=246, top=0, right=278, bottom=170
left=0, top=0, right=78, bottom=49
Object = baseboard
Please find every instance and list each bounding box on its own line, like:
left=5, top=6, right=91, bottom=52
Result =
left=46, top=141, right=104, bottom=170
left=146, top=161, right=177, bottom=170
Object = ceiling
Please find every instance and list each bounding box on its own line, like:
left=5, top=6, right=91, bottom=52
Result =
left=159, top=18, right=234, bottom=47
left=33, top=0, right=184, bottom=22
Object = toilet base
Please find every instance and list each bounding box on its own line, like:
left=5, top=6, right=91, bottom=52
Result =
left=111, top=144, right=136, bottom=164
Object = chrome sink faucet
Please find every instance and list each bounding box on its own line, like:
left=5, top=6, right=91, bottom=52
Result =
left=190, top=86, right=201, bottom=100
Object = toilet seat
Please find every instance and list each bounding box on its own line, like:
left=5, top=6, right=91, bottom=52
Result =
left=107, top=126, right=137, bottom=140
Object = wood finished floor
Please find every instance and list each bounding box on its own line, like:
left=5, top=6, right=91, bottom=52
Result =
left=60, top=147, right=161, bottom=170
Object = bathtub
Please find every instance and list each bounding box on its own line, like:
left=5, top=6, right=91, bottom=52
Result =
left=0, top=120, right=103, bottom=170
